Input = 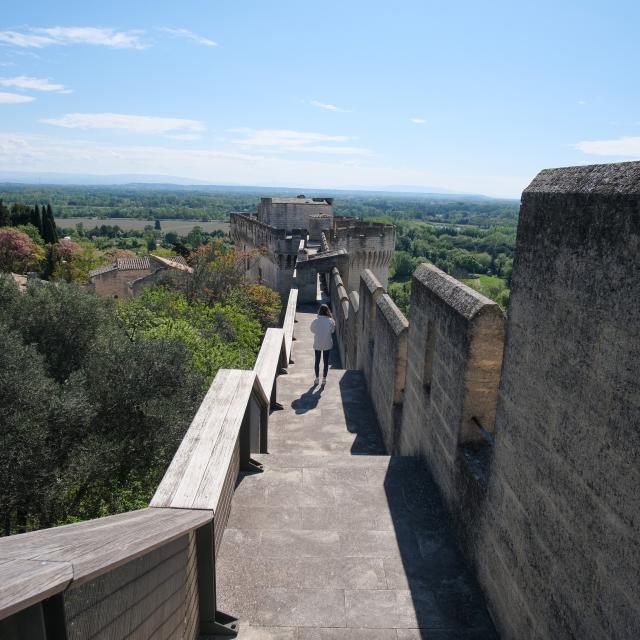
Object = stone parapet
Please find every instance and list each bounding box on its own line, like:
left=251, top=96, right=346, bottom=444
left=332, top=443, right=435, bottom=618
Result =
left=329, top=161, right=640, bottom=640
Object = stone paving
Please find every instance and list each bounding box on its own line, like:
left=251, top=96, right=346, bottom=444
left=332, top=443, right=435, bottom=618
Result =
left=217, top=304, right=498, bottom=639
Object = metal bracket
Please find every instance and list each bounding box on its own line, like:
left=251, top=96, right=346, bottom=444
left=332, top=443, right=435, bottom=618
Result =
left=240, top=456, right=264, bottom=473
left=271, top=402, right=284, bottom=411
left=200, top=610, right=239, bottom=637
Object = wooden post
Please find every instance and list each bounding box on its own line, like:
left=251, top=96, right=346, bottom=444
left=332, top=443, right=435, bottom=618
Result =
left=196, top=523, right=239, bottom=637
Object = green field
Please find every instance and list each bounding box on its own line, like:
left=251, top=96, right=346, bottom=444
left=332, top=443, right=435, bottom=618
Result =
left=461, top=274, right=509, bottom=309
left=57, top=217, right=229, bottom=235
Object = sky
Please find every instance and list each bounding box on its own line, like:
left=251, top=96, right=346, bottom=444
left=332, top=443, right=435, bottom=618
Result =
left=0, top=0, right=638, bottom=198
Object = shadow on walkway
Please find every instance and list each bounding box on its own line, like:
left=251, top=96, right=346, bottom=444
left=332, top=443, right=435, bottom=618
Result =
left=337, top=373, right=499, bottom=638
left=291, top=385, right=324, bottom=414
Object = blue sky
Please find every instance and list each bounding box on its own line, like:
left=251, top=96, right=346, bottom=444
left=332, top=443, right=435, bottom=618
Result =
left=0, top=0, right=638, bottom=197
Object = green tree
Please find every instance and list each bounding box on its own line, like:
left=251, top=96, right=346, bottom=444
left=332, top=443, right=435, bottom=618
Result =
left=42, top=204, right=59, bottom=244
left=29, top=205, right=42, bottom=233
left=391, top=251, right=416, bottom=280
left=0, top=200, right=9, bottom=227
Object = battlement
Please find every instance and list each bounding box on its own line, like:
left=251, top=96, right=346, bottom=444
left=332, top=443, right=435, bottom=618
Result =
left=326, top=160, right=640, bottom=640
left=256, top=195, right=333, bottom=237
left=330, top=217, right=395, bottom=241
left=231, top=202, right=396, bottom=299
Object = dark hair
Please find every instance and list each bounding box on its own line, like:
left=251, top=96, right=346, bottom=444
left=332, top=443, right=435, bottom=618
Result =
left=318, top=304, right=332, bottom=318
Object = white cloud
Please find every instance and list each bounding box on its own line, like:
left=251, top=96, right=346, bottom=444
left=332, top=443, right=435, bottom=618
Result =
left=578, top=100, right=586, bottom=105
left=0, top=75, right=72, bottom=93
left=41, top=113, right=205, bottom=134
left=161, top=28, right=217, bottom=47
left=311, top=100, right=350, bottom=113
left=0, top=91, right=34, bottom=103
left=0, top=133, right=528, bottom=197
left=410, top=117, right=426, bottom=124
left=230, top=128, right=369, bottom=155
left=574, top=136, right=640, bottom=157
left=0, top=27, right=146, bottom=49
left=166, top=133, right=202, bottom=141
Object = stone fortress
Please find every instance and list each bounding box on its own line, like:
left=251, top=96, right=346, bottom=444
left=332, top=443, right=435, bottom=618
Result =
left=230, top=195, right=395, bottom=298
left=233, top=163, right=640, bottom=640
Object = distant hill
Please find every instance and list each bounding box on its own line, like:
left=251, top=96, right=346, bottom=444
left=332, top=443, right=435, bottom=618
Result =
left=0, top=171, right=516, bottom=202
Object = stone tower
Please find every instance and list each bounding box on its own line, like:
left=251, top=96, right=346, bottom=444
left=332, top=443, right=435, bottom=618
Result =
left=230, top=196, right=395, bottom=299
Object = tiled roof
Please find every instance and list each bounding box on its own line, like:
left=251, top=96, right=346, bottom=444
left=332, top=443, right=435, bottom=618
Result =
left=116, top=257, right=151, bottom=271
left=88, top=264, right=117, bottom=277
left=89, top=254, right=189, bottom=278
left=159, top=255, right=188, bottom=266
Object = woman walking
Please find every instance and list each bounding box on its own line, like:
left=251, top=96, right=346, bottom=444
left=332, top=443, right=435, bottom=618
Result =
left=310, top=304, right=335, bottom=386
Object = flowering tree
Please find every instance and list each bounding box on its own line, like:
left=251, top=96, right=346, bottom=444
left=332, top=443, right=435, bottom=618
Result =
left=0, top=228, right=42, bottom=273
left=58, top=238, right=82, bottom=260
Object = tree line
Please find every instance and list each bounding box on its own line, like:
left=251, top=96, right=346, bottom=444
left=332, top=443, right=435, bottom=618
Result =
left=0, top=242, right=280, bottom=536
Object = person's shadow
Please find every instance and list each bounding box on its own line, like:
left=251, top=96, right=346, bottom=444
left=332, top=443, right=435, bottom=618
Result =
left=291, top=384, right=324, bottom=414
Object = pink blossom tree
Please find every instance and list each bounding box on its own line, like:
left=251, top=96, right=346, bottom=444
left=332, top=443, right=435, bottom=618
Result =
left=0, top=228, right=42, bottom=273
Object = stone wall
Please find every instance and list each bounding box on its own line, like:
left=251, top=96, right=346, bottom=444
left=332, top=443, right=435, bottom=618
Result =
left=398, top=262, right=504, bottom=471
left=257, top=198, right=333, bottom=232
left=230, top=213, right=301, bottom=296
left=331, top=267, right=408, bottom=453
left=93, top=267, right=154, bottom=299
left=345, top=291, right=359, bottom=370
left=328, top=267, right=349, bottom=366
left=331, top=161, right=640, bottom=640
left=369, top=293, right=408, bottom=452
left=356, top=269, right=384, bottom=385
left=469, top=162, right=640, bottom=640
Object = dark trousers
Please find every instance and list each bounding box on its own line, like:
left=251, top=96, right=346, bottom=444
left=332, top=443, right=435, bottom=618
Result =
left=314, top=349, right=331, bottom=378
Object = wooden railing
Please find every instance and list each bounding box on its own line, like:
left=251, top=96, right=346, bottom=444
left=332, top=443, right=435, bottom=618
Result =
left=0, top=289, right=298, bottom=640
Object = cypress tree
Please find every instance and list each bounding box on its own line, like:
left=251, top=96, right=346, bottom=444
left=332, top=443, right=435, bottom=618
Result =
left=43, top=204, right=58, bottom=244
left=30, top=204, right=42, bottom=232
left=0, top=200, right=9, bottom=227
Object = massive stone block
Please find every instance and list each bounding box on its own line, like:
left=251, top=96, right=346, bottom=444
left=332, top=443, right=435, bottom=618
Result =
left=398, top=263, right=504, bottom=496
left=369, top=293, right=409, bottom=453
left=356, top=269, right=385, bottom=385
left=474, top=162, right=640, bottom=640
left=345, top=291, right=360, bottom=370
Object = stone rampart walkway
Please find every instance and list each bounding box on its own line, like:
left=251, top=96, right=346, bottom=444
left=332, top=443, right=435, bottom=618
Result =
left=217, top=304, right=498, bottom=639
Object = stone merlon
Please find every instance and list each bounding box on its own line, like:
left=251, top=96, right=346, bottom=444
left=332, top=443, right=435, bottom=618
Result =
left=413, top=263, right=501, bottom=321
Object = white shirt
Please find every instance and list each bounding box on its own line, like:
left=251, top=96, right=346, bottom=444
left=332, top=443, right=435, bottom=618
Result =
left=310, top=315, right=335, bottom=351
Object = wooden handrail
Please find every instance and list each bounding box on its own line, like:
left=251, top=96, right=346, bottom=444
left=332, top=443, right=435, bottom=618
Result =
left=150, top=369, right=267, bottom=511
left=0, top=508, right=211, bottom=620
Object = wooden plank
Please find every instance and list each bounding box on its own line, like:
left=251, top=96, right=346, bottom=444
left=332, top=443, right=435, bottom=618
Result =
left=0, top=508, right=211, bottom=588
left=189, top=371, right=257, bottom=511
left=254, top=328, right=285, bottom=397
left=150, top=371, right=241, bottom=508
left=0, top=558, right=72, bottom=621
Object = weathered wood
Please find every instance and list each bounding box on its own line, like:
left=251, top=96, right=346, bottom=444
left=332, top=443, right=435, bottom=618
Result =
left=149, top=371, right=241, bottom=509
left=254, top=328, right=286, bottom=398
left=0, top=559, right=72, bottom=622
left=0, top=508, right=211, bottom=594
left=64, top=535, right=195, bottom=640
left=152, top=369, right=263, bottom=512
left=283, top=289, right=298, bottom=363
